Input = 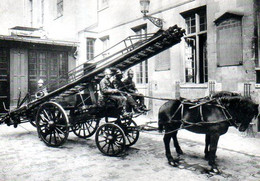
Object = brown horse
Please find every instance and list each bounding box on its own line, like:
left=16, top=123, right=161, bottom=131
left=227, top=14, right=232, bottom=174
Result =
left=158, top=94, right=259, bottom=173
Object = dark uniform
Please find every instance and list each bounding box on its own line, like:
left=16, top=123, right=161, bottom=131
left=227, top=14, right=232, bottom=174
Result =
left=112, top=78, right=138, bottom=109
left=123, top=78, right=145, bottom=106
left=99, top=76, right=127, bottom=109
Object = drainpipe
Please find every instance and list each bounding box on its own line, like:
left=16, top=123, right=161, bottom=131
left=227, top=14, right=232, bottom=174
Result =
left=253, top=0, right=258, bottom=65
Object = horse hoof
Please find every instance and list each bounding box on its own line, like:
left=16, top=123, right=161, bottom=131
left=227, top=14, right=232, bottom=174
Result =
left=169, top=161, right=179, bottom=167
left=177, top=149, right=184, bottom=155
left=210, top=167, right=220, bottom=174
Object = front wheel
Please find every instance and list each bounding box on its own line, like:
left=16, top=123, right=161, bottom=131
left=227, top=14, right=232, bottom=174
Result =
left=36, top=102, right=69, bottom=147
left=72, top=119, right=100, bottom=138
left=121, top=119, right=139, bottom=147
left=95, top=123, right=126, bottom=156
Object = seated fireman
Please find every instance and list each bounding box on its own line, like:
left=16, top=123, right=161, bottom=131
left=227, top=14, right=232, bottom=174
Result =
left=123, top=69, right=147, bottom=111
left=99, top=68, right=127, bottom=113
left=112, top=69, right=142, bottom=113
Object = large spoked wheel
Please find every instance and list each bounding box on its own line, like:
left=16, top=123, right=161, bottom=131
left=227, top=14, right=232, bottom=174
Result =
left=121, top=119, right=139, bottom=147
left=72, top=119, right=100, bottom=138
left=36, top=102, right=69, bottom=147
left=29, top=108, right=38, bottom=127
left=95, top=123, right=126, bottom=156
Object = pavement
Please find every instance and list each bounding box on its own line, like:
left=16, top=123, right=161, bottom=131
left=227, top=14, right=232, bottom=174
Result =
left=0, top=115, right=259, bottom=181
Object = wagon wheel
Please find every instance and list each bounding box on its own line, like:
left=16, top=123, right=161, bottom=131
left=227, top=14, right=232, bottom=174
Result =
left=29, top=108, right=38, bottom=127
left=36, top=102, right=69, bottom=147
left=72, top=119, right=100, bottom=138
left=95, top=123, right=126, bottom=156
left=121, top=119, right=139, bottom=147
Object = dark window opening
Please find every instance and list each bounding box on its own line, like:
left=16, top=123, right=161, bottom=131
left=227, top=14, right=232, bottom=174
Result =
left=182, top=6, right=208, bottom=83
left=132, top=25, right=148, bottom=84
left=86, top=38, right=95, bottom=61
left=28, top=50, right=68, bottom=95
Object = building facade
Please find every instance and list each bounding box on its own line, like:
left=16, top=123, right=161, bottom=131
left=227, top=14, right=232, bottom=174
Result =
left=0, top=0, right=78, bottom=113
left=0, top=0, right=260, bottom=131
left=78, top=0, right=260, bottom=131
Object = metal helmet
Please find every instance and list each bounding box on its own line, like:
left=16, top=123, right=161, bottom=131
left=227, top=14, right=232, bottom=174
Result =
left=115, top=69, right=122, bottom=75
left=104, top=68, right=112, bottom=76
left=38, top=79, right=44, bottom=85
left=127, top=69, right=134, bottom=75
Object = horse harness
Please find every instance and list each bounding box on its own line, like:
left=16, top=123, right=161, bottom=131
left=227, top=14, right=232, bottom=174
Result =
left=169, top=98, right=239, bottom=128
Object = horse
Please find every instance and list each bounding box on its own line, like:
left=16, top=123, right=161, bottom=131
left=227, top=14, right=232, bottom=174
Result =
left=158, top=94, right=259, bottom=173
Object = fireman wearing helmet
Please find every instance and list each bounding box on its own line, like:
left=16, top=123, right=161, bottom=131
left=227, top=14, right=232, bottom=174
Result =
left=35, top=79, right=48, bottom=99
left=99, top=68, right=128, bottom=113
left=123, top=69, right=148, bottom=111
left=112, top=69, right=142, bottom=113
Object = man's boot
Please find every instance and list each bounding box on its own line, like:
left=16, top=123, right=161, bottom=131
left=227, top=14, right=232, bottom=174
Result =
left=133, top=105, right=143, bottom=113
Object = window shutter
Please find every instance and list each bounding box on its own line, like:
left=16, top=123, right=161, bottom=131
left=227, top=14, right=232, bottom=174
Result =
left=217, top=18, right=243, bottom=66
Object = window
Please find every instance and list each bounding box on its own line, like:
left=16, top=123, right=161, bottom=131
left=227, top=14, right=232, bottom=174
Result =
left=181, top=6, right=208, bottom=83
left=28, top=50, right=68, bottom=94
left=57, top=0, right=63, bottom=18
left=131, top=25, right=149, bottom=84
left=86, top=38, right=95, bottom=61
left=215, top=13, right=243, bottom=66
left=100, top=36, right=109, bottom=57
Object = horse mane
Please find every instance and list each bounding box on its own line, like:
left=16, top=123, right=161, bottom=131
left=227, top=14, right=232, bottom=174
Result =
left=211, top=91, right=241, bottom=99
left=219, top=96, right=259, bottom=119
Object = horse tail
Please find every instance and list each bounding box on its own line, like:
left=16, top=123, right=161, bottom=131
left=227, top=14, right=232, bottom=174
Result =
left=158, top=111, right=165, bottom=132
left=158, top=101, right=172, bottom=132
left=158, top=100, right=182, bottom=132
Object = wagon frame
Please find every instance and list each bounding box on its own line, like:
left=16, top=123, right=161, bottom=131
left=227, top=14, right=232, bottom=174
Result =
left=0, top=25, right=185, bottom=156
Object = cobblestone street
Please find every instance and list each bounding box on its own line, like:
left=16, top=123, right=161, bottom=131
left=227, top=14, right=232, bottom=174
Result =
left=0, top=117, right=260, bottom=181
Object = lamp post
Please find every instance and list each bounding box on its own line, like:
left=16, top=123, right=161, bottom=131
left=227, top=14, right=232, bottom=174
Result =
left=139, top=0, right=163, bottom=29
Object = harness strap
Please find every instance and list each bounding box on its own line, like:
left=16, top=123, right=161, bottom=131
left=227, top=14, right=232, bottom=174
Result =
left=216, top=99, right=238, bottom=128
left=170, top=103, right=183, bottom=121
left=200, top=105, right=204, bottom=122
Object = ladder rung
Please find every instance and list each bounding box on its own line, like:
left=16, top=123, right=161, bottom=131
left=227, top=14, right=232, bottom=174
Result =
left=154, top=43, right=163, bottom=48
left=64, top=90, right=74, bottom=94
left=138, top=52, right=147, bottom=56
left=75, top=85, right=85, bottom=89
left=55, top=96, right=63, bottom=99
left=69, top=88, right=79, bottom=92
left=146, top=47, right=155, bottom=53
left=130, top=56, right=140, bottom=61
left=80, top=83, right=88, bottom=86
left=60, top=93, right=70, bottom=97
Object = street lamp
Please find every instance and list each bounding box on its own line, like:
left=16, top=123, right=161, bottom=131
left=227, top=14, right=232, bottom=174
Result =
left=139, top=0, right=163, bottom=29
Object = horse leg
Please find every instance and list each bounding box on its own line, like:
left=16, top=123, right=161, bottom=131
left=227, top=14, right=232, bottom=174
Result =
left=164, top=133, right=179, bottom=166
left=208, top=134, right=220, bottom=173
left=172, top=131, right=183, bottom=155
left=204, top=134, right=210, bottom=160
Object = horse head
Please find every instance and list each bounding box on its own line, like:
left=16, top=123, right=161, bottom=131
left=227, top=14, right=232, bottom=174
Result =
left=220, top=97, right=259, bottom=132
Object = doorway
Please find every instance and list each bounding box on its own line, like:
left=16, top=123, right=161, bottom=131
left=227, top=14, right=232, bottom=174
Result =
left=0, top=48, right=9, bottom=113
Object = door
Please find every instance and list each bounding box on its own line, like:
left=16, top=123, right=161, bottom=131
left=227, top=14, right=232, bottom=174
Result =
left=28, top=50, right=68, bottom=95
left=0, top=48, right=9, bottom=113
left=10, top=49, right=28, bottom=108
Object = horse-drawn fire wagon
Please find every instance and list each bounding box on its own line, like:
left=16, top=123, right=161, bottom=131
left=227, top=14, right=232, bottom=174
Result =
left=0, top=25, right=185, bottom=156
